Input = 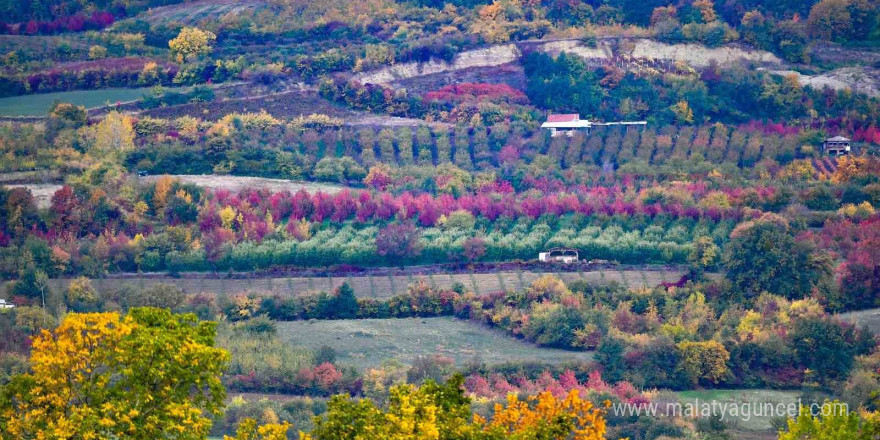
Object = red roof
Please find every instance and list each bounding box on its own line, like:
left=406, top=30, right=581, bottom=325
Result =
left=546, top=113, right=580, bottom=123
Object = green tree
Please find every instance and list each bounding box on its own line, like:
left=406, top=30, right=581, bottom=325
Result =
left=595, top=336, right=625, bottom=383
left=126, top=283, right=186, bottom=310
left=723, top=214, right=833, bottom=300
left=13, top=306, right=56, bottom=333
left=333, top=283, right=359, bottom=319
left=676, top=340, right=730, bottom=385
left=688, top=236, right=719, bottom=278
left=66, top=276, right=97, bottom=307
left=778, top=402, right=879, bottom=440
left=789, top=317, right=871, bottom=382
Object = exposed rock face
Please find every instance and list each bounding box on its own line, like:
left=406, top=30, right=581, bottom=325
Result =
left=354, top=38, right=786, bottom=85
left=354, top=44, right=521, bottom=84
left=767, top=66, right=880, bottom=97
left=630, top=39, right=781, bottom=67
left=531, top=39, right=610, bottom=59
left=353, top=37, right=877, bottom=97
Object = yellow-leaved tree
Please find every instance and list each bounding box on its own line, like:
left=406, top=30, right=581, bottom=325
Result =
left=0, top=308, right=229, bottom=440
left=304, top=375, right=610, bottom=440
left=169, top=27, right=217, bottom=63
left=224, top=418, right=291, bottom=440
left=91, top=111, right=135, bottom=160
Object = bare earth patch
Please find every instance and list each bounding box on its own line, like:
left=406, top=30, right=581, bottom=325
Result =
left=139, top=174, right=346, bottom=194
left=2, top=183, right=62, bottom=208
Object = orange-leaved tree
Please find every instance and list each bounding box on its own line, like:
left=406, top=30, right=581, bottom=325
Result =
left=480, top=389, right=609, bottom=440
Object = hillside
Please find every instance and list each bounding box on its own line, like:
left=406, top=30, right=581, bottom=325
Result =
left=1, top=1, right=879, bottom=439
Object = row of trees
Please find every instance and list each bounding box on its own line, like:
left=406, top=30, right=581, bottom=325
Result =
left=120, top=110, right=879, bottom=185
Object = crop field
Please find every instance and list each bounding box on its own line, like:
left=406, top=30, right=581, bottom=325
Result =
left=839, top=308, right=880, bottom=335
left=32, top=269, right=689, bottom=299
left=139, top=174, right=346, bottom=194
left=676, top=389, right=801, bottom=431
left=0, top=87, right=187, bottom=117
left=276, top=317, right=593, bottom=369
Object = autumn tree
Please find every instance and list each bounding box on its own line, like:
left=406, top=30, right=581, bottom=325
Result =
left=807, top=0, right=853, bottom=41
left=376, top=223, right=422, bottom=266
left=90, top=111, right=135, bottom=160
left=483, top=389, right=609, bottom=440
left=225, top=418, right=291, bottom=440
left=0, top=308, right=228, bottom=440
left=670, top=100, right=694, bottom=124
left=462, top=236, right=486, bottom=263
left=365, top=164, right=393, bottom=191
left=169, top=27, right=217, bottom=63
left=306, top=374, right=610, bottom=440
left=691, top=0, right=717, bottom=23
left=307, top=375, right=474, bottom=440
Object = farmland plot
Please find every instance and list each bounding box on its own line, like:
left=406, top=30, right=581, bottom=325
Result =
left=276, top=317, right=593, bottom=369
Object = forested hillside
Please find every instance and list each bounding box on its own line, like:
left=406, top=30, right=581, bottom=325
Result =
left=1, top=0, right=879, bottom=439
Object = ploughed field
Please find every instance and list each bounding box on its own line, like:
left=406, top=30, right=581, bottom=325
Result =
left=29, top=268, right=692, bottom=299
left=276, top=317, right=593, bottom=368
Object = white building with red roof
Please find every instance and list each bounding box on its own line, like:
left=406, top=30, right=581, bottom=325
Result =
left=541, top=113, right=646, bottom=137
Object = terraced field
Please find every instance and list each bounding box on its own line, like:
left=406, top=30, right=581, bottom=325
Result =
left=276, top=317, right=593, bottom=369
left=29, top=268, right=689, bottom=299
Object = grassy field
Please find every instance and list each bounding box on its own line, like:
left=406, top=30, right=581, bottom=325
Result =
left=0, top=87, right=186, bottom=116
left=276, top=317, right=592, bottom=369
left=676, top=389, right=801, bottom=431
left=28, top=269, right=688, bottom=299
left=839, top=308, right=880, bottom=335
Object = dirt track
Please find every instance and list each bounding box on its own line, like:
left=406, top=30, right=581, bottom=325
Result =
left=20, top=268, right=696, bottom=299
